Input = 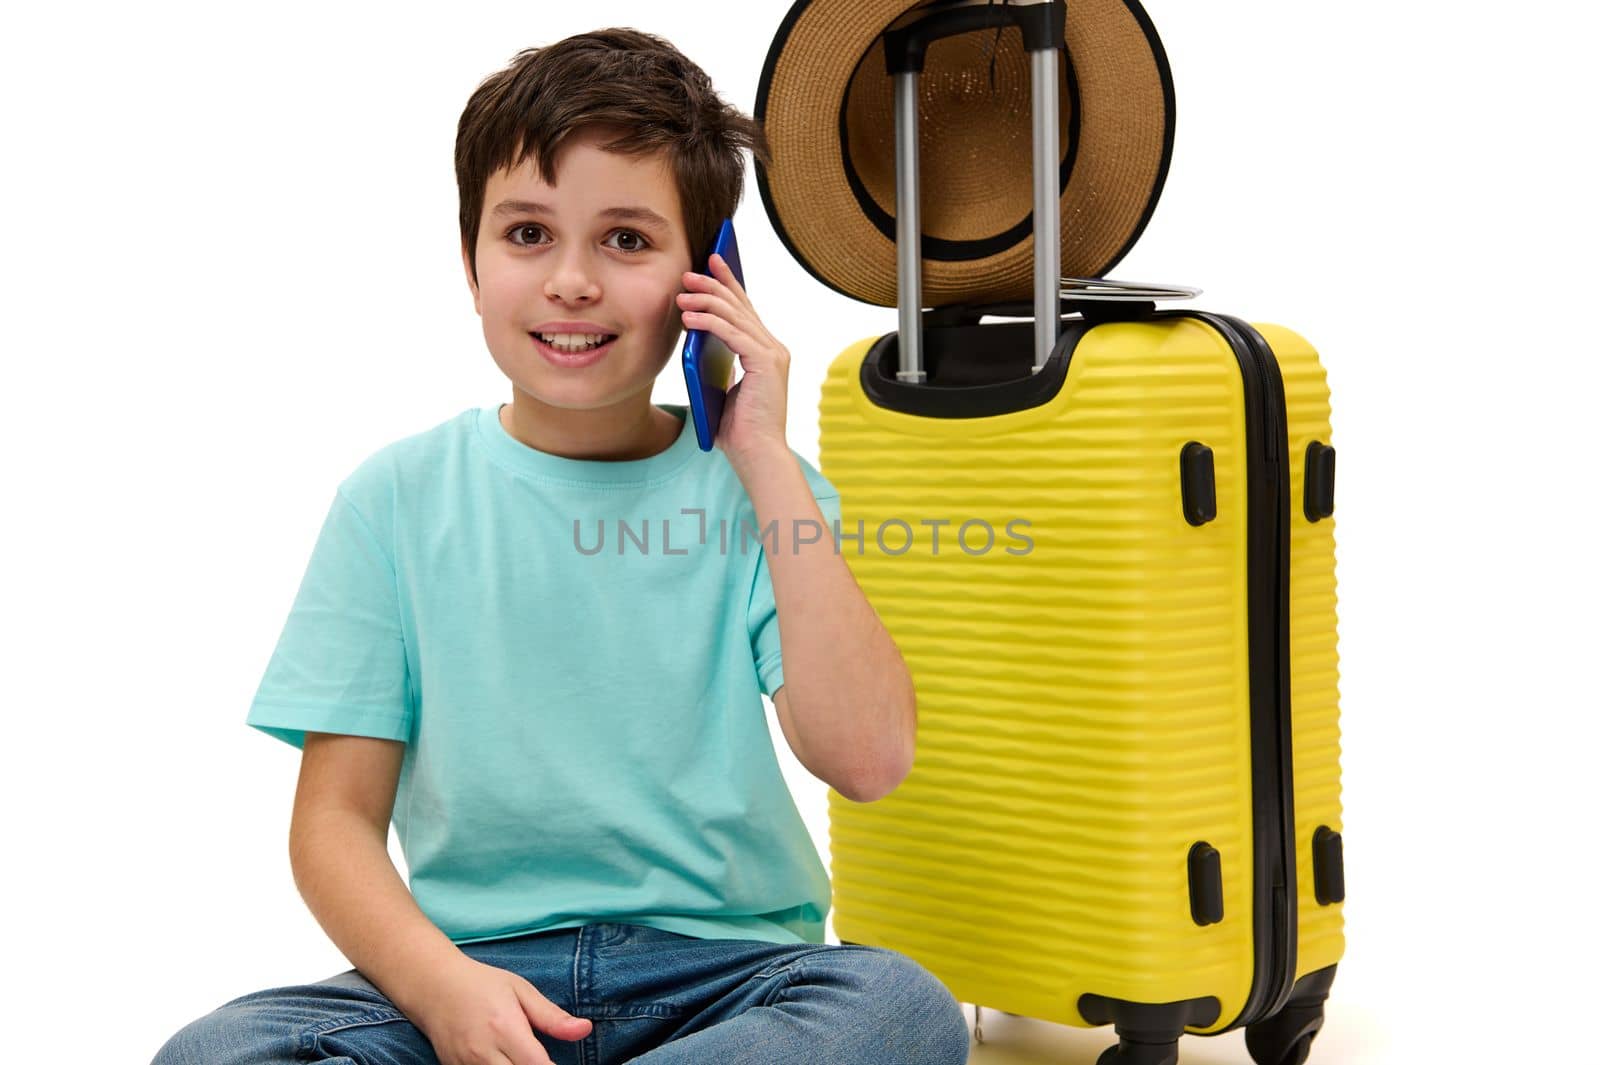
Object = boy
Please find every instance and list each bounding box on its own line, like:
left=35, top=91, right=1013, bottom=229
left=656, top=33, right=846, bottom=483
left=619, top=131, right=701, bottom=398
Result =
left=150, top=26, right=971, bottom=1065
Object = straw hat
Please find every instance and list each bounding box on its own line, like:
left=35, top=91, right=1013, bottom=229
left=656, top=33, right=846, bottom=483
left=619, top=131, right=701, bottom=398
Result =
left=754, top=0, right=1174, bottom=308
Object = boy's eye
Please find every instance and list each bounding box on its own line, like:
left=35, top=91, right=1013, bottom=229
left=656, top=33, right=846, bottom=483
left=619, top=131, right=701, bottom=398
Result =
left=607, top=229, right=650, bottom=253
left=504, top=224, right=651, bottom=254
left=508, top=223, right=548, bottom=246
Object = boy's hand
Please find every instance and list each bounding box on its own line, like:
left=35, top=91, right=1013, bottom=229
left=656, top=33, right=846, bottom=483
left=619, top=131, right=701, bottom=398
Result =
left=403, top=954, right=592, bottom=1065
left=678, top=253, right=791, bottom=474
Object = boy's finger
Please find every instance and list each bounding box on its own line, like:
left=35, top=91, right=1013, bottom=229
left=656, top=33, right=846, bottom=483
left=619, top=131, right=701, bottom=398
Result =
left=682, top=312, right=759, bottom=359
left=677, top=291, right=749, bottom=330
left=709, top=253, right=749, bottom=297
left=682, top=270, right=733, bottom=303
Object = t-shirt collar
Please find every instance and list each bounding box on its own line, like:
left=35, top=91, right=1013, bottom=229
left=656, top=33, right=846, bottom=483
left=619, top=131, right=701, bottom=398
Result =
left=474, top=402, right=699, bottom=487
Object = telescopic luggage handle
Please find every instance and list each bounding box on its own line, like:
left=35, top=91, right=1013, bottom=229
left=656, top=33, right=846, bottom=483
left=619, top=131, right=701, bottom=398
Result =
left=883, top=1, right=1200, bottom=380
left=884, top=0, right=1067, bottom=381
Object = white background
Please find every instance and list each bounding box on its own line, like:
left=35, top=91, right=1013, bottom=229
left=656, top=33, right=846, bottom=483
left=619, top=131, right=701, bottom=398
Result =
left=4, top=1, right=1595, bottom=1061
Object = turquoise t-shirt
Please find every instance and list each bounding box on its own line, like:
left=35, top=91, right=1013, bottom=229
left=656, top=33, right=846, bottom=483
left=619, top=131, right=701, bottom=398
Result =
left=246, top=402, right=842, bottom=947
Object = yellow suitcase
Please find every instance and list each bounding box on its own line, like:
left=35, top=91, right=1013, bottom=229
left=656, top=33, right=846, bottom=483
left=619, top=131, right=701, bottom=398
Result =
left=809, top=6, right=1345, bottom=1064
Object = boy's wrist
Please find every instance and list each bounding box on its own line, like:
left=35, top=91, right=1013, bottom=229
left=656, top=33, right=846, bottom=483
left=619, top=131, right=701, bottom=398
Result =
left=385, top=941, right=475, bottom=1021
left=726, top=439, right=794, bottom=482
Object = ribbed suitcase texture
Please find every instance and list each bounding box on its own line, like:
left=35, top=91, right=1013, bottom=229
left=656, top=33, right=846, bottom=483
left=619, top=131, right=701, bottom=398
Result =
left=817, top=316, right=1343, bottom=1043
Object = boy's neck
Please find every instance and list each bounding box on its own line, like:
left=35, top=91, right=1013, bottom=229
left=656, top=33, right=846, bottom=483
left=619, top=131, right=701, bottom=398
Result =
left=498, top=394, right=682, bottom=462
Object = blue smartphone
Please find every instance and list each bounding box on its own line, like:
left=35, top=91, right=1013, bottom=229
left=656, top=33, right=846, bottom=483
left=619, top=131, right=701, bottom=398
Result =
left=681, top=218, right=743, bottom=452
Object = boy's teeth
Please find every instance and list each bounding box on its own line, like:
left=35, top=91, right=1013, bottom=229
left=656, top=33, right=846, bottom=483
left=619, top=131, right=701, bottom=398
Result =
left=537, top=332, right=612, bottom=351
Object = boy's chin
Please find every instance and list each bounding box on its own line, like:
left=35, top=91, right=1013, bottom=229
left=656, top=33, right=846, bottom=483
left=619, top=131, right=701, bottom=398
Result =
left=507, top=374, right=663, bottom=413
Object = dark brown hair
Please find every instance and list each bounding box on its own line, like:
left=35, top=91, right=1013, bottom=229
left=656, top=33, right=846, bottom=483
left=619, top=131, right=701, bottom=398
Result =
left=456, top=27, right=771, bottom=287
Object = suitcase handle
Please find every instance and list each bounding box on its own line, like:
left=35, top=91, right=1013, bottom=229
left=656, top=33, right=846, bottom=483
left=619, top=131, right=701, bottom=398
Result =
left=882, top=0, right=1065, bottom=76
left=925, top=297, right=1157, bottom=330
left=885, top=0, right=1067, bottom=382
left=924, top=275, right=1203, bottom=331
left=1060, top=276, right=1202, bottom=302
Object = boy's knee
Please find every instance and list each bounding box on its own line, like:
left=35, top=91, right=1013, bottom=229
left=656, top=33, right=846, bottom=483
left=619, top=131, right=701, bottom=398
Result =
left=149, top=1020, right=206, bottom=1065
left=863, top=949, right=971, bottom=1064
left=148, top=1001, right=296, bottom=1065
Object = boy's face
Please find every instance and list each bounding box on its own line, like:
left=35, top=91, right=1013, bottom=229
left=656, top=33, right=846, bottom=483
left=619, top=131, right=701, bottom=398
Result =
left=463, top=127, right=694, bottom=414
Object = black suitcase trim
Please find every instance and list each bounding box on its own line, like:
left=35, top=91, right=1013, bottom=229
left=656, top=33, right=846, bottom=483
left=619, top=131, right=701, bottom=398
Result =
left=857, top=316, right=1091, bottom=417
left=1164, top=311, right=1299, bottom=1031
left=854, top=298, right=1153, bottom=419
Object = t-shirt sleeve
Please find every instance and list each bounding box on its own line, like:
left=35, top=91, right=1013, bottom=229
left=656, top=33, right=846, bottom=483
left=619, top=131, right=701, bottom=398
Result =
left=748, top=464, right=842, bottom=698
left=245, top=484, right=413, bottom=750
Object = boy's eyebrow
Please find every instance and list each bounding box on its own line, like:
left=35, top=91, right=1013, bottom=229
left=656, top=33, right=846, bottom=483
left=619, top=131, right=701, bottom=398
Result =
left=489, top=200, right=672, bottom=233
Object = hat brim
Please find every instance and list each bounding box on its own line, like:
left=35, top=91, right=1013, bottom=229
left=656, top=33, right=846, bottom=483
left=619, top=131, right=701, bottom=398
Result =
left=755, top=0, right=1175, bottom=308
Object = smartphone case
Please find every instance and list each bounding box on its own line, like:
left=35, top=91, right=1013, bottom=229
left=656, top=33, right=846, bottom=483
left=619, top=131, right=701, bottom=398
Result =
left=683, top=218, right=743, bottom=451
left=815, top=6, right=1345, bottom=1063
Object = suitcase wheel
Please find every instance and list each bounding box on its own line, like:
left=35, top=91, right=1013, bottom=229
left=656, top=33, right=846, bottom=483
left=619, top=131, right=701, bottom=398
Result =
left=1096, top=1040, right=1179, bottom=1065
left=1246, top=964, right=1337, bottom=1065
left=1245, top=1030, right=1315, bottom=1065
left=1244, top=1002, right=1324, bottom=1065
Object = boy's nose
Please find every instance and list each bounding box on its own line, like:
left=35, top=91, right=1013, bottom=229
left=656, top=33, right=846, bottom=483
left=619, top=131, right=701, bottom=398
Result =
left=544, top=252, right=601, bottom=304
left=547, top=270, right=601, bottom=302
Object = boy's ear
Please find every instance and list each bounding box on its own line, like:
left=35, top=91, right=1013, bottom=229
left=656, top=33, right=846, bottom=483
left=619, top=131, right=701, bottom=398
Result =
left=461, top=240, right=482, bottom=316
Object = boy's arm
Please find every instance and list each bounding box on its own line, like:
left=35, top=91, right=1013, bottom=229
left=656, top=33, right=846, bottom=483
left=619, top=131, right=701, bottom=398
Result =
left=742, top=452, right=917, bottom=804
left=288, top=732, right=467, bottom=1019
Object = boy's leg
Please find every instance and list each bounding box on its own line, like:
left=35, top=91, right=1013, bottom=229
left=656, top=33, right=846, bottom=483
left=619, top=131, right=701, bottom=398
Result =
left=148, top=968, right=439, bottom=1065
left=150, top=928, right=588, bottom=1065
left=147, top=927, right=588, bottom=1055
left=574, top=923, right=970, bottom=1065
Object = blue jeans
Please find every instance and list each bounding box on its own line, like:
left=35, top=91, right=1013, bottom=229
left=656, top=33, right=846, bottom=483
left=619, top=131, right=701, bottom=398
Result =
left=150, top=922, right=971, bottom=1064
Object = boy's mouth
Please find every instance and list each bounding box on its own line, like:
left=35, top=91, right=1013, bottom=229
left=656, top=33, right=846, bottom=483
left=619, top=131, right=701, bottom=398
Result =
left=530, top=331, right=619, bottom=366
left=531, top=331, right=618, bottom=353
